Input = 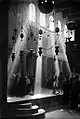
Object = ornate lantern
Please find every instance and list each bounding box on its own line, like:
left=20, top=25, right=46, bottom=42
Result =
left=38, top=47, right=42, bottom=56
left=11, top=53, right=15, bottom=61
left=20, top=33, right=24, bottom=39
left=39, top=29, right=43, bottom=35
left=38, top=0, right=54, bottom=14
left=55, top=27, right=60, bottom=33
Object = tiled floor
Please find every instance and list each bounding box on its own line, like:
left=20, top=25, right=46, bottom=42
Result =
left=45, top=108, right=80, bottom=119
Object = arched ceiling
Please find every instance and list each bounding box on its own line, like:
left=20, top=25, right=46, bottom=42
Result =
left=7, top=0, right=80, bottom=21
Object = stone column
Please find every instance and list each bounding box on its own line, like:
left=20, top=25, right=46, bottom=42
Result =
left=0, top=1, right=9, bottom=117
left=24, top=50, right=27, bottom=75
left=20, top=50, right=25, bottom=77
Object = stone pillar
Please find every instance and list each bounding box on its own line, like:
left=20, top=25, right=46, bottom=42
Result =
left=0, top=1, right=9, bottom=117
left=43, top=55, right=47, bottom=87
left=24, top=50, right=27, bottom=75
left=20, top=50, right=25, bottom=77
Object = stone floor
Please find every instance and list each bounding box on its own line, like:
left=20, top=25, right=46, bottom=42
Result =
left=7, top=88, right=61, bottom=103
left=45, top=108, right=80, bottom=119
left=7, top=88, right=80, bottom=119
left=7, top=88, right=53, bottom=102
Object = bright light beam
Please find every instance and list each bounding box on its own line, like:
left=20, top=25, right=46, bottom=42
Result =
left=35, top=55, right=42, bottom=94
left=8, top=14, right=29, bottom=88
left=34, top=12, right=45, bottom=94
left=29, top=3, right=35, bottom=22
left=59, top=37, right=71, bottom=75
left=49, top=16, right=60, bottom=77
left=34, top=33, right=42, bottom=94
left=7, top=28, right=27, bottom=87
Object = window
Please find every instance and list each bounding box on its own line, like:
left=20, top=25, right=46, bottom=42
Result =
left=64, top=24, right=67, bottom=38
left=29, top=3, right=35, bottom=22
left=58, top=20, right=61, bottom=32
left=49, top=15, right=54, bottom=31
left=40, top=12, right=45, bottom=27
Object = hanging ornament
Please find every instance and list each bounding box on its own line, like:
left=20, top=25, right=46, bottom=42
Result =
left=38, top=47, right=42, bottom=56
left=20, top=32, right=24, bottom=39
left=39, top=29, right=43, bottom=35
left=20, top=32, right=24, bottom=41
left=13, top=27, right=17, bottom=34
left=20, top=25, right=24, bottom=41
left=55, top=27, right=60, bottom=33
left=38, top=0, right=54, bottom=14
left=30, top=31, right=34, bottom=37
left=11, top=52, right=15, bottom=61
left=12, top=35, right=16, bottom=43
left=28, top=37, right=30, bottom=41
left=55, top=46, right=59, bottom=55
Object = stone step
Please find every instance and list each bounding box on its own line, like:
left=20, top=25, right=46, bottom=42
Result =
left=14, top=105, right=39, bottom=115
left=18, top=102, right=32, bottom=108
left=8, top=102, right=32, bottom=109
left=15, top=108, right=45, bottom=119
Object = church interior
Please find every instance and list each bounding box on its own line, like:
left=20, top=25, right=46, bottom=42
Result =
left=0, top=0, right=80, bottom=118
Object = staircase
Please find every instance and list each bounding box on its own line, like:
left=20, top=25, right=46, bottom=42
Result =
left=6, top=102, right=45, bottom=119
